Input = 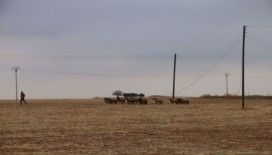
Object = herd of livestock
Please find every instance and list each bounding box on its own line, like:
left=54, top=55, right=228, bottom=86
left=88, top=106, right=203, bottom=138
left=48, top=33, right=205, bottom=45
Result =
left=104, top=97, right=189, bottom=105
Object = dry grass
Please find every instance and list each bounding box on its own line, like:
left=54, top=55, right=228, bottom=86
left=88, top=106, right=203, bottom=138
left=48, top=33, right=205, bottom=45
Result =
left=0, top=98, right=271, bottom=154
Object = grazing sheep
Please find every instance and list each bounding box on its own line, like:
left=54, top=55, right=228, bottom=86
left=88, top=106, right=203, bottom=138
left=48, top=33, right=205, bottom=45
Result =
left=125, top=97, right=138, bottom=104
left=138, top=97, right=147, bottom=105
left=170, top=98, right=189, bottom=104
left=152, top=98, right=163, bottom=104
left=125, top=97, right=147, bottom=105
left=170, top=98, right=176, bottom=104
left=117, top=97, right=126, bottom=104
left=104, top=98, right=118, bottom=104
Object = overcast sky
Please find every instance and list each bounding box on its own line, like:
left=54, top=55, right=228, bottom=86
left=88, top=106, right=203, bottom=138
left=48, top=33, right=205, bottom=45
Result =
left=0, top=0, right=272, bottom=99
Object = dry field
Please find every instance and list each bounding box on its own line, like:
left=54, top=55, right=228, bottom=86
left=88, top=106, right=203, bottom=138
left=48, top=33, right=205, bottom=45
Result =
left=0, top=98, right=271, bottom=154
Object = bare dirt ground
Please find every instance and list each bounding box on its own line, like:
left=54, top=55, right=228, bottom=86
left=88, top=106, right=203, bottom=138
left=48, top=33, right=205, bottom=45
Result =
left=0, top=98, right=271, bottom=154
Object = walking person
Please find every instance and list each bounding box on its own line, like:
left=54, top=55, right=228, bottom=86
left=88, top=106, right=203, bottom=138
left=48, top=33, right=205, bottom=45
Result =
left=20, top=91, right=27, bottom=105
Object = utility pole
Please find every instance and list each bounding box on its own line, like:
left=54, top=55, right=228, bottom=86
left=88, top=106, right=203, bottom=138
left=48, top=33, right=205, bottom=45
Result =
left=12, top=66, right=20, bottom=100
left=224, top=73, right=230, bottom=96
left=242, top=26, right=246, bottom=109
left=172, top=53, right=176, bottom=99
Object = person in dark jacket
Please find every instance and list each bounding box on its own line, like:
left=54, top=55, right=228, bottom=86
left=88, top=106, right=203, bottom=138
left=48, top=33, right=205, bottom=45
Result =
left=20, top=91, right=27, bottom=105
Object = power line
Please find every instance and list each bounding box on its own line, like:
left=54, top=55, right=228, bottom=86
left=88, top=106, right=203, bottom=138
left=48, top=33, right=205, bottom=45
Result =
left=0, top=53, right=97, bottom=61
left=1, top=67, right=244, bottom=78
left=247, top=31, right=272, bottom=50
left=247, top=26, right=272, bottom=28
left=175, top=34, right=242, bottom=94
left=24, top=69, right=269, bottom=79
left=0, top=53, right=174, bottom=60
left=22, top=69, right=225, bottom=78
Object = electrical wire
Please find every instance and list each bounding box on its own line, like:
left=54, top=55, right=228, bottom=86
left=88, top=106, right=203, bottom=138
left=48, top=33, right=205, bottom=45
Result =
left=174, top=34, right=242, bottom=94
left=247, top=26, right=272, bottom=28
left=0, top=52, right=175, bottom=61
left=247, top=31, right=272, bottom=51
left=21, top=69, right=223, bottom=78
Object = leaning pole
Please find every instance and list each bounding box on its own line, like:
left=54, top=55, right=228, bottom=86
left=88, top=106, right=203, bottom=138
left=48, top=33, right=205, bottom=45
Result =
left=242, top=26, right=246, bottom=109
left=172, top=53, right=176, bottom=99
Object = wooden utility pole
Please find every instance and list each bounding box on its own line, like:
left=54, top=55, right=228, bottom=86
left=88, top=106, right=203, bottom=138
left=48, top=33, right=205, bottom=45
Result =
left=242, top=26, right=246, bottom=109
left=12, top=66, right=20, bottom=100
left=172, top=53, right=176, bottom=99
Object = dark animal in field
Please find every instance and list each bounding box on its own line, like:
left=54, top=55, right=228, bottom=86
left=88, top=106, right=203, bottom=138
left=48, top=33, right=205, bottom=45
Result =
left=117, top=97, right=126, bottom=104
left=104, top=98, right=118, bottom=104
left=125, top=97, right=138, bottom=104
left=138, top=97, right=147, bottom=105
left=169, top=98, right=176, bottom=104
left=104, top=98, right=110, bottom=103
left=170, top=98, right=189, bottom=104
left=152, top=98, right=163, bottom=104
left=125, top=97, right=147, bottom=105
